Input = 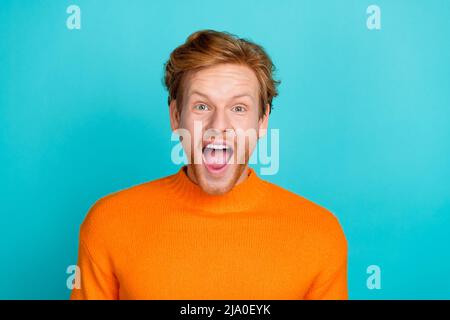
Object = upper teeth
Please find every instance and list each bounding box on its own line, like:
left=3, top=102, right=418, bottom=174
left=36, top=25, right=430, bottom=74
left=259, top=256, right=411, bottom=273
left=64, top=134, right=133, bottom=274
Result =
left=206, top=143, right=229, bottom=150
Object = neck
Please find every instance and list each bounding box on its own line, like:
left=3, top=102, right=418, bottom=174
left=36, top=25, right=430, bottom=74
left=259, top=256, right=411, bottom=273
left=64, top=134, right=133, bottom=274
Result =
left=185, top=165, right=250, bottom=187
left=164, top=165, right=269, bottom=214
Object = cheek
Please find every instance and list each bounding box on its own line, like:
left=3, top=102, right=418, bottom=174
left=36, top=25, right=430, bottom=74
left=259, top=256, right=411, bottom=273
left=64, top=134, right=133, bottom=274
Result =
left=179, top=118, right=205, bottom=152
left=231, top=111, right=259, bottom=128
left=179, top=113, right=195, bottom=134
left=235, top=118, right=261, bottom=140
left=181, top=110, right=210, bottom=129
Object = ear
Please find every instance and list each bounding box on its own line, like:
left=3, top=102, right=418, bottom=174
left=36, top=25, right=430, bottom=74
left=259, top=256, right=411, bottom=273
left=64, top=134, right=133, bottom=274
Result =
left=169, top=99, right=180, bottom=131
left=258, top=103, right=270, bottom=138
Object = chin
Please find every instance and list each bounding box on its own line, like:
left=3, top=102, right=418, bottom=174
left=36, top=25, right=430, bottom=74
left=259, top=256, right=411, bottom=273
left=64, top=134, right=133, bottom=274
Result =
left=190, top=163, right=244, bottom=195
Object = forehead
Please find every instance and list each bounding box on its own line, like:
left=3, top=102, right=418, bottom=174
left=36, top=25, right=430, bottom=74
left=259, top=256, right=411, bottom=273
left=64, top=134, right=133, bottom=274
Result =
left=184, top=63, right=259, bottom=101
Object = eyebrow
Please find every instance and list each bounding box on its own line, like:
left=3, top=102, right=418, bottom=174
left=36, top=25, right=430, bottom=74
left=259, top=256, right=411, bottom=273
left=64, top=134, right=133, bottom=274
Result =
left=189, top=90, right=254, bottom=101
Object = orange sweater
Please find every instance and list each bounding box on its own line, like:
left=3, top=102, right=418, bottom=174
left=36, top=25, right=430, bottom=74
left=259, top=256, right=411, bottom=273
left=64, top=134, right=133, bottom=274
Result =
left=70, top=166, right=348, bottom=300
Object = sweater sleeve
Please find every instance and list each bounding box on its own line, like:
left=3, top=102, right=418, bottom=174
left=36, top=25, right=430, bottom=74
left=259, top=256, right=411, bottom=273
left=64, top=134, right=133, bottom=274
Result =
left=70, top=199, right=119, bottom=300
left=304, top=214, right=348, bottom=300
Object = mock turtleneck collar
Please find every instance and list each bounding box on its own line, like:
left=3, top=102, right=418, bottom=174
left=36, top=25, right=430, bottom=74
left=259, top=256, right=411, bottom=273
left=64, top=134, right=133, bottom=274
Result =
left=164, top=165, right=270, bottom=214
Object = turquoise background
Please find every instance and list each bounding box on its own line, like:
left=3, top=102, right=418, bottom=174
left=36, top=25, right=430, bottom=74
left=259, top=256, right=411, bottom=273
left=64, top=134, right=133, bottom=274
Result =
left=1, top=0, right=449, bottom=299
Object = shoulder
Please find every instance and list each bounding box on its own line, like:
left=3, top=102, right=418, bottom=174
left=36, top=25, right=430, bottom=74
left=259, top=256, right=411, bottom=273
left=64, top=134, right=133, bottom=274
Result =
left=78, top=172, right=175, bottom=241
left=261, top=179, right=347, bottom=249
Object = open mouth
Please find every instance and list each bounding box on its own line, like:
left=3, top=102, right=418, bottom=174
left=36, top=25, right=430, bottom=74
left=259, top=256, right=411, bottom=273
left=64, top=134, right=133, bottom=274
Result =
left=202, top=141, right=234, bottom=174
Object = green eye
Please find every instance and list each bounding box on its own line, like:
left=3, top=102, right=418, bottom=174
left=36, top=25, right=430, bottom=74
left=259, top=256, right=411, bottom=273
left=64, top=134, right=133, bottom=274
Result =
left=232, top=105, right=246, bottom=113
left=194, top=104, right=209, bottom=111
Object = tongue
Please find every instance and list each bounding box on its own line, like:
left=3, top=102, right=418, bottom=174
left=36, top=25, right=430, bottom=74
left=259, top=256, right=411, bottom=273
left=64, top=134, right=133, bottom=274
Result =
left=203, top=148, right=228, bottom=168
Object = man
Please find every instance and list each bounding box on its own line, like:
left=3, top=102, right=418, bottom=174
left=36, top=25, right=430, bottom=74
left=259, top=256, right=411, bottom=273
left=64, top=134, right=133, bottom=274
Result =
left=70, top=30, right=348, bottom=300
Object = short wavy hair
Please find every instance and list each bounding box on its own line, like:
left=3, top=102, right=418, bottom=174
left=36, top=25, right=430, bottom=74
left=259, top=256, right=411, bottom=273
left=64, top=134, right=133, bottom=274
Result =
left=164, top=29, right=280, bottom=118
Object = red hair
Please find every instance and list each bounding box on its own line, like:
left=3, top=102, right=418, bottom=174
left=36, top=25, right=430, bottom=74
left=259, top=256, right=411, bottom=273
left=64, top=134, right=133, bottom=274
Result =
left=164, top=30, right=280, bottom=117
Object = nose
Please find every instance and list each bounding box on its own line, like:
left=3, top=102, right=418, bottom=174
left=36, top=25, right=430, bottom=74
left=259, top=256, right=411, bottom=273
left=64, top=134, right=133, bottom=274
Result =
left=208, top=109, right=230, bottom=133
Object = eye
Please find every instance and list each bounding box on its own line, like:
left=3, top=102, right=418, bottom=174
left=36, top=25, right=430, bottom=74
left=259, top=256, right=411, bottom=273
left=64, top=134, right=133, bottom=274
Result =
left=193, top=103, right=210, bottom=111
left=232, top=105, right=246, bottom=113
